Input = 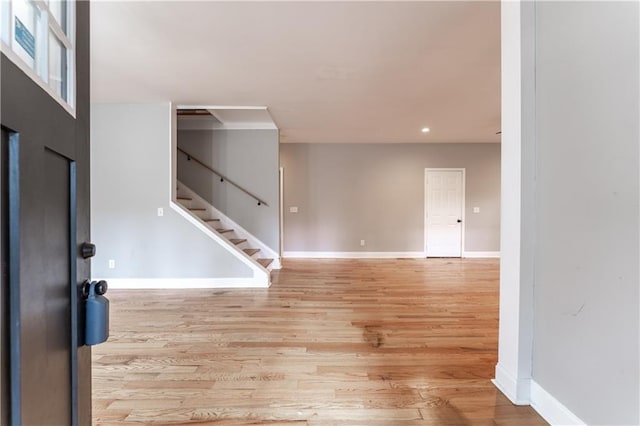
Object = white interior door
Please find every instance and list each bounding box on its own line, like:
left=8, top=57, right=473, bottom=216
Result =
left=425, top=169, right=464, bottom=257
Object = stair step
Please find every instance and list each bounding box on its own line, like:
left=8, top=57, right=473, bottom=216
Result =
left=257, top=258, right=273, bottom=268
left=243, top=248, right=260, bottom=256
left=178, top=183, right=273, bottom=272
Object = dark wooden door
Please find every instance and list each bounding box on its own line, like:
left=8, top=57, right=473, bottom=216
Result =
left=0, top=2, right=91, bottom=424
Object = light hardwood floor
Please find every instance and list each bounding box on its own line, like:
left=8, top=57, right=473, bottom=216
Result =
left=93, top=258, right=547, bottom=425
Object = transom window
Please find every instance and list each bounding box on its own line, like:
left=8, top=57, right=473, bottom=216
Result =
left=1, top=0, right=75, bottom=115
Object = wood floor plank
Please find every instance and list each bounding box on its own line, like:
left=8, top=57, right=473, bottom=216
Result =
left=92, top=258, right=547, bottom=425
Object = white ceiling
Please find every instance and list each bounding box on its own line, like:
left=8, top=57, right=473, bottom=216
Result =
left=91, top=1, right=501, bottom=144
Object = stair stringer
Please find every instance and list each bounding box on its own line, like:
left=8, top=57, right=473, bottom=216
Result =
left=169, top=200, right=271, bottom=288
left=177, top=181, right=281, bottom=270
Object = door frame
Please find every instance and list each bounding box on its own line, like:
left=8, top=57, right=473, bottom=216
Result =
left=424, top=168, right=466, bottom=258
left=1, top=128, right=21, bottom=424
left=279, top=166, right=284, bottom=258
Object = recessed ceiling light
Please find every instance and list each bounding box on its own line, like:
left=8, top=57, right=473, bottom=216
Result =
left=421, top=127, right=430, bottom=133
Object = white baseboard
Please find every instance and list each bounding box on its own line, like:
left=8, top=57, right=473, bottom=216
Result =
left=101, top=277, right=268, bottom=289
left=530, top=380, right=586, bottom=426
left=463, top=251, right=501, bottom=258
left=493, top=365, right=586, bottom=426
left=282, top=251, right=426, bottom=259
left=492, top=363, right=531, bottom=405
left=283, top=251, right=500, bottom=259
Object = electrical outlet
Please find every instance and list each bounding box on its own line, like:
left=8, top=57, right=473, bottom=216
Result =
left=473, top=207, right=480, bottom=213
left=157, top=207, right=164, bottom=217
left=289, top=206, right=299, bottom=213
left=360, top=240, right=365, bottom=247
left=108, top=259, right=115, bottom=269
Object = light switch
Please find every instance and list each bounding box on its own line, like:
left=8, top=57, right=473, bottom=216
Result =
left=108, top=259, right=115, bottom=269
left=289, top=206, right=299, bottom=213
left=473, top=207, right=480, bottom=213
left=157, top=207, right=164, bottom=217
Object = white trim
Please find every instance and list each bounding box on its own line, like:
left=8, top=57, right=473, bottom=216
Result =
left=169, top=199, right=274, bottom=280
left=424, top=168, right=466, bottom=258
left=463, top=251, right=500, bottom=258
left=67, top=0, right=76, bottom=112
left=175, top=105, right=269, bottom=111
left=492, top=362, right=531, bottom=406
left=283, top=251, right=426, bottom=259
left=45, top=4, right=72, bottom=50
left=494, top=0, right=535, bottom=409
left=176, top=182, right=281, bottom=269
left=530, top=380, right=586, bottom=426
left=102, top=278, right=267, bottom=289
left=279, top=166, right=284, bottom=259
left=170, top=103, right=178, bottom=202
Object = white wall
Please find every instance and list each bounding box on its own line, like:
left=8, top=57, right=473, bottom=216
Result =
left=532, top=2, right=639, bottom=424
left=177, top=129, right=280, bottom=252
left=497, top=2, right=639, bottom=424
left=91, top=103, right=252, bottom=280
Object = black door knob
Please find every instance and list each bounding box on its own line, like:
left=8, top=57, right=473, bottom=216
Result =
left=457, top=219, right=462, bottom=223
left=82, top=279, right=108, bottom=297
left=81, top=242, right=96, bottom=259
left=95, top=280, right=108, bottom=296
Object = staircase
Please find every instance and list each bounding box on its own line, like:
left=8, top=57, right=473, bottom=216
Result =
left=174, top=181, right=279, bottom=280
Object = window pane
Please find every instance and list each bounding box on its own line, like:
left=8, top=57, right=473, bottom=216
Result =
left=49, top=0, right=66, bottom=34
left=1, top=1, right=10, bottom=44
left=12, top=0, right=39, bottom=68
left=3, top=0, right=74, bottom=110
left=49, top=31, right=67, bottom=101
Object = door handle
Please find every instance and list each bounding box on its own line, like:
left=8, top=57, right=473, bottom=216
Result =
left=457, top=219, right=462, bottom=223
left=81, top=242, right=96, bottom=259
left=82, top=279, right=108, bottom=297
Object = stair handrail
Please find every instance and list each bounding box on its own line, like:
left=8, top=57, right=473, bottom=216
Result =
left=176, top=147, right=269, bottom=207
